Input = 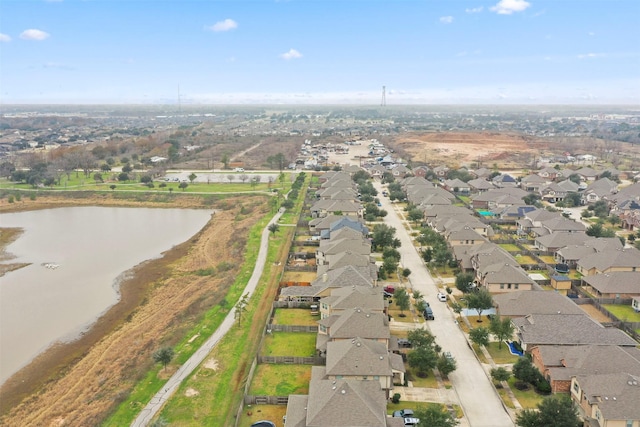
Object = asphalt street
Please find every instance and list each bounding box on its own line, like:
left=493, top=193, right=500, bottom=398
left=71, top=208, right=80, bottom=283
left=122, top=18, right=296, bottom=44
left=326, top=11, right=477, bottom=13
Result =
left=374, top=180, right=514, bottom=427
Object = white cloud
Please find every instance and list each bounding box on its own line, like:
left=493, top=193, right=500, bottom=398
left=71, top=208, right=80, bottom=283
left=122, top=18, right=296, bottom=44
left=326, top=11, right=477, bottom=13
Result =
left=207, top=19, right=238, bottom=32
left=440, top=16, right=454, bottom=24
left=588, top=32, right=595, bottom=36
left=465, top=6, right=483, bottom=13
left=578, top=53, right=602, bottom=59
left=20, top=29, right=50, bottom=40
left=280, top=48, right=302, bottom=60
left=490, top=0, right=531, bottom=15
left=0, top=33, right=11, bottom=42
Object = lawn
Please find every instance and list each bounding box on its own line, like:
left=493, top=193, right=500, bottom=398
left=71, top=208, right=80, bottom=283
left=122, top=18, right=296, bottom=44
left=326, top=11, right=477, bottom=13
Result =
left=515, top=255, right=538, bottom=265
left=272, top=308, right=319, bottom=326
left=281, top=271, right=317, bottom=283
left=405, top=366, right=440, bottom=388
left=484, top=342, right=519, bottom=364
left=261, top=332, right=317, bottom=357
left=498, top=244, right=521, bottom=252
left=603, top=304, right=640, bottom=322
left=507, top=377, right=544, bottom=409
left=538, top=255, right=556, bottom=264
left=248, top=364, right=312, bottom=396
left=238, top=404, right=286, bottom=427
left=387, top=401, right=462, bottom=418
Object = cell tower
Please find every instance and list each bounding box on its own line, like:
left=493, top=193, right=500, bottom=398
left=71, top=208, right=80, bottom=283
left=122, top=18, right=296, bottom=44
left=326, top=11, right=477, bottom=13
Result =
left=381, top=85, right=386, bottom=107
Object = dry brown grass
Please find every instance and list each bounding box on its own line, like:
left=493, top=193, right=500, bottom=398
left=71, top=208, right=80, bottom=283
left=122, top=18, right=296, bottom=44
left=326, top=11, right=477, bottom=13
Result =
left=391, top=131, right=548, bottom=168
left=0, top=194, right=270, bottom=427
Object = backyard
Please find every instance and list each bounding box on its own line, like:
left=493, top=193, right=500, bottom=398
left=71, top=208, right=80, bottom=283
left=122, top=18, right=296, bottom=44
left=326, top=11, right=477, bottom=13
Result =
left=603, top=304, right=640, bottom=322
left=248, top=364, right=312, bottom=396
left=272, top=308, right=319, bottom=326
left=261, top=332, right=317, bottom=357
left=238, top=404, right=286, bottom=427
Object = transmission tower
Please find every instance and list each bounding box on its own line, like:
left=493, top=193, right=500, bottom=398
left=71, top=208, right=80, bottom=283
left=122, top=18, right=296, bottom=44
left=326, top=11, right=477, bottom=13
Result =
left=380, top=85, right=386, bottom=107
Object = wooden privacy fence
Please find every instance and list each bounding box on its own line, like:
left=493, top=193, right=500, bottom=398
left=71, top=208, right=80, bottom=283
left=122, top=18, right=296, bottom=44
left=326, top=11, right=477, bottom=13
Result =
left=267, top=324, right=318, bottom=333
left=258, top=355, right=325, bottom=365
left=244, top=395, right=289, bottom=405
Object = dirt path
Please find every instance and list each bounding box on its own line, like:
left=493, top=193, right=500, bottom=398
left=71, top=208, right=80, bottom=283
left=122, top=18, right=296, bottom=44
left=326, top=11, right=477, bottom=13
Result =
left=0, top=193, right=270, bottom=426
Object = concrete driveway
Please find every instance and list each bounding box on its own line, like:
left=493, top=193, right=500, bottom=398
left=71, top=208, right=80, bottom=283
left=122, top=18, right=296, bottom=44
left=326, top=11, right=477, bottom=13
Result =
left=375, top=180, right=514, bottom=427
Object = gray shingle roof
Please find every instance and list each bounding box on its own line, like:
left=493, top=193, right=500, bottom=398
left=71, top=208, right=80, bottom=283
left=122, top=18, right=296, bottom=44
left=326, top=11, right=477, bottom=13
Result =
left=582, top=272, right=640, bottom=294
left=575, top=372, right=640, bottom=421
left=577, top=247, right=640, bottom=272
left=513, top=314, right=637, bottom=347
left=319, top=308, right=390, bottom=341
left=325, top=337, right=396, bottom=377
left=494, top=290, right=585, bottom=317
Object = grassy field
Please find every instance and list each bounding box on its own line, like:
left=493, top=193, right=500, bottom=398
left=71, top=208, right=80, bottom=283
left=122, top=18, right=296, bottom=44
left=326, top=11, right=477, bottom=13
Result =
left=261, top=332, right=317, bottom=357
left=538, top=255, right=556, bottom=264
left=281, top=271, right=317, bottom=283
left=272, top=308, right=319, bottom=326
left=406, top=367, right=440, bottom=388
left=248, top=364, right=312, bottom=396
left=498, top=243, right=520, bottom=252
left=603, top=304, right=640, bottom=322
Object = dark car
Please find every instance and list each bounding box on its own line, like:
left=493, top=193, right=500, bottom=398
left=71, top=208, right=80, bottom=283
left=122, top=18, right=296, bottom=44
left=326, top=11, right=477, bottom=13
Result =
left=250, top=422, right=276, bottom=427
left=397, top=338, right=412, bottom=348
left=423, top=307, right=434, bottom=320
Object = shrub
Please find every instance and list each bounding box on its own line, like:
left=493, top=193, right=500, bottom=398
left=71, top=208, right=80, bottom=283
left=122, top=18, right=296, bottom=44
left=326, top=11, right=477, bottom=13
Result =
left=514, top=381, right=530, bottom=391
left=536, top=379, right=552, bottom=395
left=391, top=393, right=401, bottom=404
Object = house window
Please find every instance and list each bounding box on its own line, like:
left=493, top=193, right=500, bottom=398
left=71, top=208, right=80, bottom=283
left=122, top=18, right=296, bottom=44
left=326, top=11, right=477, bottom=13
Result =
left=336, top=375, right=343, bottom=379
left=626, top=421, right=633, bottom=427
left=363, top=376, right=368, bottom=380
left=500, top=284, right=505, bottom=289
left=573, top=382, right=579, bottom=394
left=507, top=284, right=512, bottom=289
left=374, top=376, right=379, bottom=380
left=514, top=284, right=519, bottom=289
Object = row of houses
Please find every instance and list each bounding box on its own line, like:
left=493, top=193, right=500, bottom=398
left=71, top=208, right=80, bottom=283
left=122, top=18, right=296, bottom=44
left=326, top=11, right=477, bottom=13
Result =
left=283, top=170, right=408, bottom=427
left=492, top=289, right=640, bottom=426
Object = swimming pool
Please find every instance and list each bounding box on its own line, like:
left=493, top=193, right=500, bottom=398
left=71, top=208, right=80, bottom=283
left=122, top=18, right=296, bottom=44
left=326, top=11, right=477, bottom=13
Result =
left=477, top=210, right=494, bottom=217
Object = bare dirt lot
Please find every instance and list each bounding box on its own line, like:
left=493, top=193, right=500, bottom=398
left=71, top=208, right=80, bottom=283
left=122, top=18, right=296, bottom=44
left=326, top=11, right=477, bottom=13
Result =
left=0, top=192, right=269, bottom=426
left=392, top=132, right=549, bottom=169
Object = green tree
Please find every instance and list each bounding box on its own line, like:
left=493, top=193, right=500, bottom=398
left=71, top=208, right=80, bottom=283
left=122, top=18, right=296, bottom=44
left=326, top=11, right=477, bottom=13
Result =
left=394, top=288, right=410, bottom=316
left=466, top=289, right=493, bottom=321
left=408, top=345, right=438, bottom=377
left=414, top=405, right=459, bottom=427
left=188, top=172, right=197, bottom=183
left=437, top=354, right=457, bottom=377
left=221, top=152, right=230, bottom=169
left=100, top=163, right=112, bottom=172
left=118, top=172, right=129, bottom=181
left=178, top=182, right=188, bottom=191
left=408, top=208, right=424, bottom=224
left=153, top=347, right=175, bottom=371
left=235, top=293, right=250, bottom=325
left=109, top=184, right=116, bottom=191
left=512, top=357, right=540, bottom=384
left=268, top=223, right=280, bottom=235
left=490, top=367, right=511, bottom=385
left=516, top=395, right=581, bottom=427
left=455, top=272, right=475, bottom=293
left=469, top=326, right=490, bottom=347
left=490, top=316, right=515, bottom=349
left=122, top=163, right=133, bottom=173
left=371, top=224, right=399, bottom=251
left=408, top=328, right=437, bottom=349
left=93, top=172, right=103, bottom=183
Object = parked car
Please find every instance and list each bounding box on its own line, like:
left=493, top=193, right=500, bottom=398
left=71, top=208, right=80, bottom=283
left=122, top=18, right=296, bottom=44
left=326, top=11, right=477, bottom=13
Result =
left=383, top=291, right=394, bottom=299
left=234, top=167, right=245, bottom=172
left=437, top=292, right=448, bottom=302
left=423, top=307, right=434, bottom=320
left=250, top=421, right=276, bottom=427
left=397, top=339, right=412, bottom=348
left=403, top=418, right=420, bottom=426
left=393, top=409, right=414, bottom=418
left=443, top=351, right=453, bottom=361
left=383, top=285, right=395, bottom=294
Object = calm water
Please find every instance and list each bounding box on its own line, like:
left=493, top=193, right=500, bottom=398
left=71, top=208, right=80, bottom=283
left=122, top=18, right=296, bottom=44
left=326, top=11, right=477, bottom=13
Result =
left=0, top=207, right=212, bottom=384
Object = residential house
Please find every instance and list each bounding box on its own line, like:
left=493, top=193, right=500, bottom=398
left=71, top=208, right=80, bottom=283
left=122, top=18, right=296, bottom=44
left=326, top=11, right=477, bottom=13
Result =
left=576, top=247, right=640, bottom=276
left=555, top=237, right=623, bottom=269
left=310, top=199, right=363, bottom=218
left=445, top=226, right=488, bottom=246
left=325, top=337, right=405, bottom=395
left=412, top=165, right=430, bottom=178
left=540, top=180, right=579, bottom=203
left=390, top=164, right=410, bottom=178
left=443, top=178, right=471, bottom=195
left=531, top=345, right=640, bottom=393
left=471, top=167, right=492, bottom=179
left=535, top=231, right=589, bottom=252
left=517, top=208, right=562, bottom=235
left=512, top=313, right=637, bottom=352
left=494, top=205, right=537, bottom=220
left=478, top=262, right=536, bottom=293
left=571, top=372, right=640, bottom=427
left=316, top=238, right=371, bottom=266
left=492, top=173, right=518, bottom=188
left=537, top=166, right=560, bottom=180
left=316, top=307, right=391, bottom=355
left=575, top=167, right=600, bottom=182
left=520, top=174, right=548, bottom=192
left=319, top=286, right=386, bottom=319
left=582, top=272, right=640, bottom=299
left=467, top=177, right=496, bottom=193
left=317, top=252, right=375, bottom=276
left=582, top=178, right=619, bottom=205
left=279, top=265, right=375, bottom=302
left=433, top=165, right=450, bottom=177
left=284, top=366, right=389, bottom=427
left=471, top=188, right=528, bottom=210
left=531, top=216, right=586, bottom=238
left=493, top=290, right=584, bottom=318
left=368, top=165, right=386, bottom=178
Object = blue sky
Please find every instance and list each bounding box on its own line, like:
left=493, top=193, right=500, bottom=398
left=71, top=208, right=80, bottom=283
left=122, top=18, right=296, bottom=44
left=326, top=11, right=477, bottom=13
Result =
left=1, top=0, right=639, bottom=104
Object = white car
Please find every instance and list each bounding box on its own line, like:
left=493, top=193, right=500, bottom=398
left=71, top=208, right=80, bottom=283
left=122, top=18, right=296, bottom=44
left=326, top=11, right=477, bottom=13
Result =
left=234, top=167, right=245, bottom=172
left=437, top=292, right=448, bottom=302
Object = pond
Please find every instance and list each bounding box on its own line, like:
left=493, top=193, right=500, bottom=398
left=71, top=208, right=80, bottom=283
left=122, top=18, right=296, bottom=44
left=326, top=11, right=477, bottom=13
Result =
left=0, top=206, right=212, bottom=384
